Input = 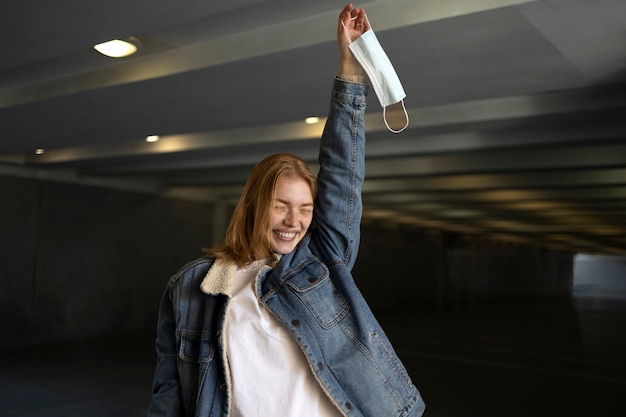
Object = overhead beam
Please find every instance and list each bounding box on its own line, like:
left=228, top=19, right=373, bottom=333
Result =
left=362, top=168, right=626, bottom=192
left=8, top=86, right=625, bottom=167
left=0, top=0, right=536, bottom=108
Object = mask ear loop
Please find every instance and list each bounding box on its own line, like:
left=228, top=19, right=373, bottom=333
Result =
left=340, top=13, right=373, bottom=43
left=340, top=17, right=356, bottom=44
left=383, top=101, right=409, bottom=133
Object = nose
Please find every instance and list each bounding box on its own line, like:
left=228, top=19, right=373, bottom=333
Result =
left=284, top=208, right=299, bottom=226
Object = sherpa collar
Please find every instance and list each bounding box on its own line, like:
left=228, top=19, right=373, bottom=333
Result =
left=200, top=255, right=281, bottom=296
left=200, top=258, right=238, bottom=296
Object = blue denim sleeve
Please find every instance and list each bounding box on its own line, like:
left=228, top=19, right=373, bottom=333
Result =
left=311, top=79, right=368, bottom=270
left=148, top=283, right=185, bottom=417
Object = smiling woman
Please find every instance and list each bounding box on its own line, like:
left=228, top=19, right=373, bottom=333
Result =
left=147, top=5, right=425, bottom=417
left=207, top=152, right=317, bottom=265
left=270, top=174, right=315, bottom=255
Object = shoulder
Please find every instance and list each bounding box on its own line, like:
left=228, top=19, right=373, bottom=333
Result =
left=169, top=256, right=215, bottom=287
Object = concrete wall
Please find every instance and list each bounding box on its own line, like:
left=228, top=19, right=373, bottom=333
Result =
left=353, top=224, right=574, bottom=313
left=1, top=174, right=576, bottom=350
left=0, top=175, right=215, bottom=349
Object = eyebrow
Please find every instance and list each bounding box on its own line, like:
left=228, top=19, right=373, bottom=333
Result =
left=276, top=198, right=314, bottom=207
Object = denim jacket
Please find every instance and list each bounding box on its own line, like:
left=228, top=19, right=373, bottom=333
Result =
left=148, top=79, right=425, bottom=417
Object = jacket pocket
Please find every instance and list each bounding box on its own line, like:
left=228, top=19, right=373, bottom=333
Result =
left=176, top=331, right=217, bottom=412
left=178, top=331, right=215, bottom=363
left=286, top=262, right=350, bottom=329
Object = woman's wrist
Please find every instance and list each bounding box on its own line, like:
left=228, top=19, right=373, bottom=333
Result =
left=338, top=57, right=364, bottom=76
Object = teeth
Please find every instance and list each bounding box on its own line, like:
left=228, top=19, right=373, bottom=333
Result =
left=275, top=231, right=296, bottom=239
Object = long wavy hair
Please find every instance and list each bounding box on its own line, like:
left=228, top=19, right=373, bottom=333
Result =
left=205, top=153, right=317, bottom=266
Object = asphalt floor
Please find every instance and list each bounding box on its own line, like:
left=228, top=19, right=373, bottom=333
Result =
left=1, top=298, right=624, bottom=417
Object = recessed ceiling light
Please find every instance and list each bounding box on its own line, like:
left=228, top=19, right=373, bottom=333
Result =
left=146, top=135, right=160, bottom=143
left=305, top=117, right=320, bottom=124
left=94, top=39, right=139, bottom=58
left=35, top=148, right=45, bottom=155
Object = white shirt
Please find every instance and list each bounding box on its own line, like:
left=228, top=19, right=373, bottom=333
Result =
left=225, top=260, right=342, bottom=417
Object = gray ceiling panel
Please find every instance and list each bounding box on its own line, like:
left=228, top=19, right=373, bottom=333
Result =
left=1, top=0, right=625, bottom=254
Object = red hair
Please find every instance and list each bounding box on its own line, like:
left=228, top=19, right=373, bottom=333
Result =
left=205, top=153, right=316, bottom=266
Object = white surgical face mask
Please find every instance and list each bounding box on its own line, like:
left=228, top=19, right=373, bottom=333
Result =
left=343, top=17, right=409, bottom=133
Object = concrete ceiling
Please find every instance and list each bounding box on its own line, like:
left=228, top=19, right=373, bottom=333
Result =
left=1, top=0, right=625, bottom=255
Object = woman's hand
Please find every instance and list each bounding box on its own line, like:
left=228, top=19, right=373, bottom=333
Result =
left=337, top=4, right=370, bottom=76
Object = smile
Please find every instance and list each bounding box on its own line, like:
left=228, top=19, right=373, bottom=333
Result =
left=274, top=230, right=297, bottom=240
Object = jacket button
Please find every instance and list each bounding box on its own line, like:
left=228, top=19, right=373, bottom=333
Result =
left=317, top=362, right=324, bottom=370
left=291, top=319, right=300, bottom=326
left=219, top=384, right=226, bottom=390
left=345, top=402, right=353, bottom=410
left=308, top=277, right=316, bottom=283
